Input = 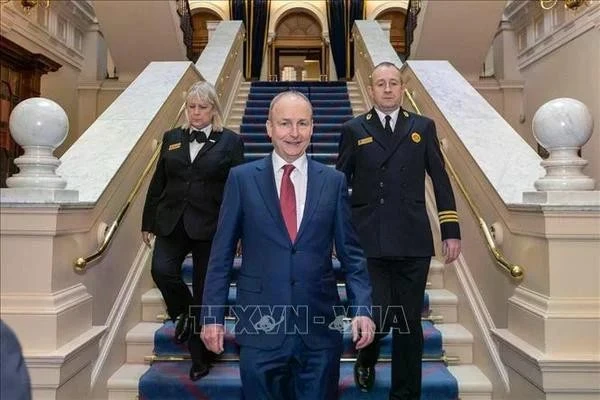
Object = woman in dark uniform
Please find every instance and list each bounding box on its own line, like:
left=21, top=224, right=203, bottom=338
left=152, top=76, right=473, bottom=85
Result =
left=141, top=81, right=244, bottom=381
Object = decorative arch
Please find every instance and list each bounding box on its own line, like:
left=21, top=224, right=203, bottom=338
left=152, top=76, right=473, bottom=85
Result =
left=189, top=8, right=224, bottom=61
left=269, top=3, right=326, bottom=38
left=367, top=2, right=408, bottom=20
left=189, top=4, right=228, bottom=21
left=275, top=11, right=322, bottom=38
left=373, top=8, right=407, bottom=56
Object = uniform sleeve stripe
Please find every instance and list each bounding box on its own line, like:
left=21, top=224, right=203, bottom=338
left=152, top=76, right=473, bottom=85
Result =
left=438, top=211, right=458, bottom=216
left=439, top=215, right=459, bottom=220
left=439, top=218, right=459, bottom=223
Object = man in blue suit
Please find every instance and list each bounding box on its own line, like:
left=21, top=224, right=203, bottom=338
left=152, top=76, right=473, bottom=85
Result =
left=201, top=91, right=375, bottom=399
left=1, top=320, right=32, bottom=400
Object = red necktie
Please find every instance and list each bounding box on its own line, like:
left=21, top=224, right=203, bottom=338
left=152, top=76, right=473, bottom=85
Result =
left=280, top=164, right=297, bottom=242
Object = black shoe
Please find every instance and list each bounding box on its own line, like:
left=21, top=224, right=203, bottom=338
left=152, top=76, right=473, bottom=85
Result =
left=174, top=314, right=191, bottom=344
left=354, top=361, right=375, bottom=392
left=189, top=362, right=210, bottom=381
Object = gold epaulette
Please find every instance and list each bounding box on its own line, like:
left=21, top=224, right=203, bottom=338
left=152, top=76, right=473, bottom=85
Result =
left=438, top=210, right=459, bottom=224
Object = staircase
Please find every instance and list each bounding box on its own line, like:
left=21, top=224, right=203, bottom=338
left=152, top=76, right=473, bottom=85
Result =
left=106, top=81, right=492, bottom=399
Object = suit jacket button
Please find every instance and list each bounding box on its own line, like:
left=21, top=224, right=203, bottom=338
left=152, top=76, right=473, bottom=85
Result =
left=380, top=198, right=385, bottom=205
left=379, top=182, right=384, bottom=188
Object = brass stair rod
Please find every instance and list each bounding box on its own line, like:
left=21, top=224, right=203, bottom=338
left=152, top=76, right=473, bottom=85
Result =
left=74, top=104, right=186, bottom=272
left=403, top=89, right=523, bottom=281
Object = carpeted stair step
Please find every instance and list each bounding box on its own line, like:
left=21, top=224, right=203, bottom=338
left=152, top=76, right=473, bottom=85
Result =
left=242, top=114, right=353, bottom=124
left=251, top=81, right=347, bottom=87
left=241, top=132, right=341, bottom=143
left=246, top=99, right=351, bottom=108
left=247, top=92, right=350, bottom=101
left=244, top=142, right=339, bottom=153
left=250, top=86, right=310, bottom=94
left=107, top=362, right=492, bottom=400
left=147, top=319, right=447, bottom=361
left=240, top=122, right=343, bottom=133
left=139, top=361, right=242, bottom=400
left=141, top=259, right=447, bottom=323
left=244, top=106, right=353, bottom=116
left=133, top=361, right=459, bottom=400
left=338, top=362, right=459, bottom=400
left=223, top=284, right=431, bottom=318
left=244, top=152, right=338, bottom=164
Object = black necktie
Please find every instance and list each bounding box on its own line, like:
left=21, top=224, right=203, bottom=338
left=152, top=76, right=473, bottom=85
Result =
left=384, top=115, right=393, bottom=135
left=189, top=129, right=208, bottom=143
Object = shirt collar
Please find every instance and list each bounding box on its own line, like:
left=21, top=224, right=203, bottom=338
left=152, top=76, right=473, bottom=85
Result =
left=272, top=151, right=308, bottom=176
left=374, top=107, right=400, bottom=126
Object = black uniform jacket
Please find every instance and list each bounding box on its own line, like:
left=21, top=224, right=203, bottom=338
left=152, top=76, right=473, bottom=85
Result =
left=142, top=126, right=244, bottom=240
left=336, top=107, right=460, bottom=258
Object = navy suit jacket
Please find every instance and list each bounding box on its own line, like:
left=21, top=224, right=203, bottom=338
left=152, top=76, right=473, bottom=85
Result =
left=0, top=320, right=31, bottom=400
left=202, top=155, right=372, bottom=350
left=337, top=107, right=460, bottom=258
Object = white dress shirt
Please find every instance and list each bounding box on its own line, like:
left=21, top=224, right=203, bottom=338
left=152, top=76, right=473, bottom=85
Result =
left=374, top=107, right=400, bottom=132
left=272, top=151, right=308, bottom=230
left=189, top=124, right=212, bottom=161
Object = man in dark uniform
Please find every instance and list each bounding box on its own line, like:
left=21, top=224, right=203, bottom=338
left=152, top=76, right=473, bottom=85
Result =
left=336, top=62, right=461, bottom=400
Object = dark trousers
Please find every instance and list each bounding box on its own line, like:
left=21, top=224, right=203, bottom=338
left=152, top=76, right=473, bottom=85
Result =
left=358, top=257, right=430, bottom=400
left=239, top=335, right=341, bottom=400
left=151, top=218, right=212, bottom=365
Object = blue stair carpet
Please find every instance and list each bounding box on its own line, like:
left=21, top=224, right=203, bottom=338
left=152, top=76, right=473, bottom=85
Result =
left=240, top=82, right=354, bottom=166
left=139, top=361, right=457, bottom=400
left=139, top=82, right=459, bottom=399
left=153, top=319, right=442, bottom=360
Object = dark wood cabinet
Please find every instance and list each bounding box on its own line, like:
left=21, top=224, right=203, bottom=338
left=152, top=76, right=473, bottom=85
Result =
left=0, top=36, right=60, bottom=187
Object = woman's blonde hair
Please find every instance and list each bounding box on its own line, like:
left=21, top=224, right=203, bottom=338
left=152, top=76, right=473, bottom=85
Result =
left=182, top=81, right=224, bottom=132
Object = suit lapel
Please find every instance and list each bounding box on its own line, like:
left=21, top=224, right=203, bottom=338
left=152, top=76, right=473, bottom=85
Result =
left=380, top=108, right=416, bottom=167
left=295, top=159, right=327, bottom=244
left=253, top=155, right=290, bottom=240
left=360, top=107, right=389, bottom=150
left=178, top=128, right=192, bottom=164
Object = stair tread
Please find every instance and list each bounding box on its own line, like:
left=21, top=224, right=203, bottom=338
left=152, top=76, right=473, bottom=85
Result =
left=426, top=289, right=458, bottom=304
left=437, top=324, right=474, bottom=343
left=127, top=322, right=164, bottom=342
left=107, top=363, right=150, bottom=389
left=447, top=365, right=493, bottom=393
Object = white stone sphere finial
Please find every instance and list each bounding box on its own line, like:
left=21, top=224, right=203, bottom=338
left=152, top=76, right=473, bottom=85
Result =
left=1, top=97, right=78, bottom=203
left=7, top=97, right=69, bottom=189
left=531, top=98, right=595, bottom=191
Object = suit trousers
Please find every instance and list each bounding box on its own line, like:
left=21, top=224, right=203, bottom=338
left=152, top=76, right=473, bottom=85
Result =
left=239, top=335, right=342, bottom=400
left=358, top=257, right=430, bottom=400
left=151, top=217, right=212, bottom=364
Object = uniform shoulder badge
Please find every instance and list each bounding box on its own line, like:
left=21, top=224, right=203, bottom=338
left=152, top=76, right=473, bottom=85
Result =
left=358, top=136, right=373, bottom=146
left=168, top=142, right=182, bottom=151
left=366, top=113, right=372, bottom=120
left=411, top=132, right=421, bottom=143
left=403, top=111, right=409, bottom=118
